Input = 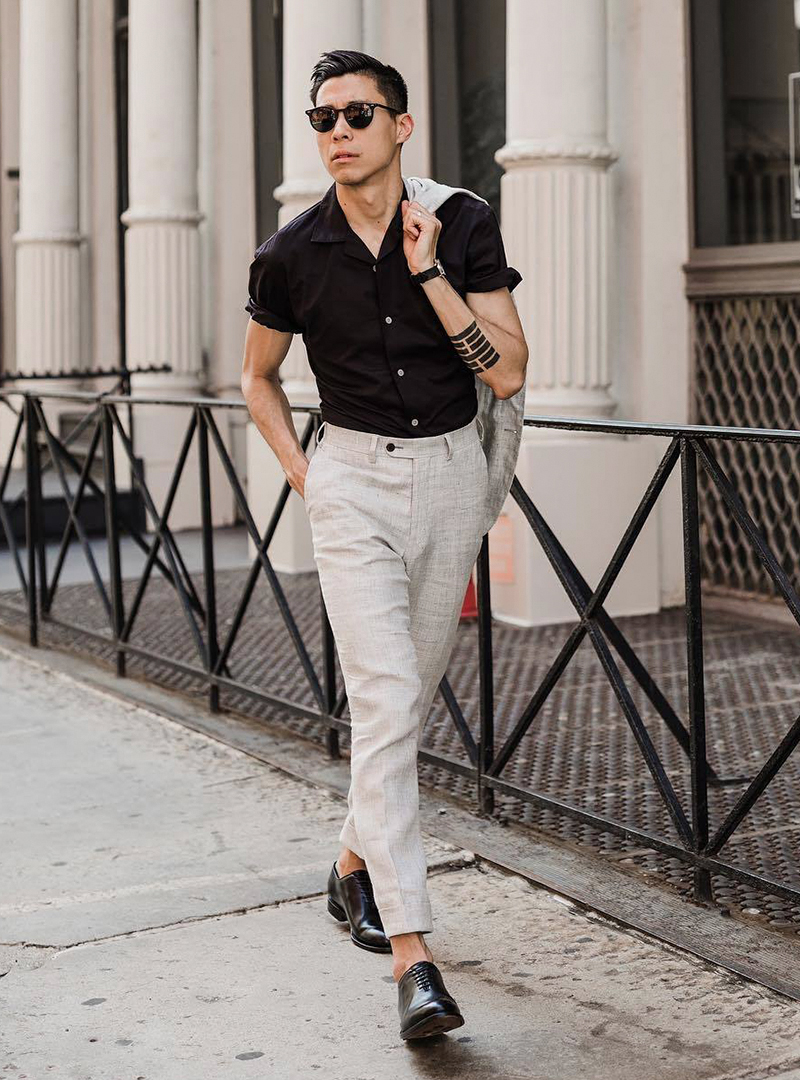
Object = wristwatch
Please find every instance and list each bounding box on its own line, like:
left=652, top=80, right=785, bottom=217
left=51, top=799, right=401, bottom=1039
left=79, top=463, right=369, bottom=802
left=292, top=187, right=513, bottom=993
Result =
left=410, top=258, right=446, bottom=285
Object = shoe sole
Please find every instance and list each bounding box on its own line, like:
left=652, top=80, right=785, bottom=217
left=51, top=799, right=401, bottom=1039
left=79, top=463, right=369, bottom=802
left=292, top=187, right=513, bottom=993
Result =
left=327, top=896, right=392, bottom=954
left=400, top=1010, right=465, bottom=1040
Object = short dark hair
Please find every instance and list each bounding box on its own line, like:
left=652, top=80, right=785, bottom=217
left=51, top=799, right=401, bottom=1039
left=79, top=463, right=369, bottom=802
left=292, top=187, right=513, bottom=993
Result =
left=309, top=50, right=408, bottom=114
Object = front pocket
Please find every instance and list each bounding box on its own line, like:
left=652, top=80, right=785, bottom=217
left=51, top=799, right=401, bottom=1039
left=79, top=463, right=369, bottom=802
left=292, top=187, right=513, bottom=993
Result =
left=303, top=445, right=323, bottom=502
left=455, top=442, right=489, bottom=511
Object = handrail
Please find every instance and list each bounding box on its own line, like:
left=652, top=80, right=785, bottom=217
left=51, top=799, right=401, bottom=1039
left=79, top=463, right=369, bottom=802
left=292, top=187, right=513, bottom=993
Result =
left=3, top=386, right=800, bottom=444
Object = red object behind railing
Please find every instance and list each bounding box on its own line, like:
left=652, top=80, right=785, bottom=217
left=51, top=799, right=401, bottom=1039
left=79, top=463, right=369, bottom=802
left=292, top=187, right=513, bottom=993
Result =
left=460, top=572, right=477, bottom=619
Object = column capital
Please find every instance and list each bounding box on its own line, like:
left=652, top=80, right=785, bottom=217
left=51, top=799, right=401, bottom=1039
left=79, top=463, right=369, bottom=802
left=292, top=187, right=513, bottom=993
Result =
left=273, top=178, right=330, bottom=204
left=13, top=231, right=84, bottom=247
left=495, top=139, right=619, bottom=170
left=120, top=208, right=205, bottom=227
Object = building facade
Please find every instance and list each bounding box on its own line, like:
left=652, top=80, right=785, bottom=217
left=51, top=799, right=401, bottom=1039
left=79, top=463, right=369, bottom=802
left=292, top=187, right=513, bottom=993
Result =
left=0, top=0, right=798, bottom=623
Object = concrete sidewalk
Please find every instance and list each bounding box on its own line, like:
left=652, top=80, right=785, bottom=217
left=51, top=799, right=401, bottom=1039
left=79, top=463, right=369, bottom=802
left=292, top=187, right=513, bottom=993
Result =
left=3, top=646, right=800, bottom=1080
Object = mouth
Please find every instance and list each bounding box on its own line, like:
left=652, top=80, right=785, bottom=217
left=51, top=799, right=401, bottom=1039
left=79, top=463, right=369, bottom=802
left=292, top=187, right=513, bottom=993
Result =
left=333, top=153, right=358, bottom=162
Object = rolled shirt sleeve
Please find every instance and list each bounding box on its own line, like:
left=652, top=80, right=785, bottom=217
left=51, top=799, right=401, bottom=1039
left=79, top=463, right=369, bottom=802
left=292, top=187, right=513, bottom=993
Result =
left=463, top=205, right=523, bottom=294
left=244, top=236, right=303, bottom=334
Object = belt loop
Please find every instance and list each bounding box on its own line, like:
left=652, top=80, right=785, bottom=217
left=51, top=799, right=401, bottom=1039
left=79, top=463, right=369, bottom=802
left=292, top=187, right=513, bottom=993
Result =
left=314, top=419, right=327, bottom=447
left=443, top=431, right=453, bottom=461
left=476, top=415, right=485, bottom=444
left=368, top=433, right=378, bottom=463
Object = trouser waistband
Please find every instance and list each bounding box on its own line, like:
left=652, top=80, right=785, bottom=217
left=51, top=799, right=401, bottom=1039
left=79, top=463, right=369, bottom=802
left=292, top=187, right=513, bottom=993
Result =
left=314, top=415, right=483, bottom=462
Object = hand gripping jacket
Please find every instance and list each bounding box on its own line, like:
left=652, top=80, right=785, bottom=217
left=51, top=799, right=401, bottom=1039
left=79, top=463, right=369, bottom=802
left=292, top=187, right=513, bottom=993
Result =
left=401, top=175, right=526, bottom=534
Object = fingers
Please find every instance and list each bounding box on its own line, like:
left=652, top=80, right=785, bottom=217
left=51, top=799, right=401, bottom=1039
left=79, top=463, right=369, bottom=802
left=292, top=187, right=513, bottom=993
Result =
left=402, top=200, right=439, bottom=239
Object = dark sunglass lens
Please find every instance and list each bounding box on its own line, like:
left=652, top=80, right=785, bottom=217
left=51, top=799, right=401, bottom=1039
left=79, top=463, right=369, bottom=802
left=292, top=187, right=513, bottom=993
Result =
left=345, top=103, right=373, bottom=128
left=309, top=108, right=335, bottom=131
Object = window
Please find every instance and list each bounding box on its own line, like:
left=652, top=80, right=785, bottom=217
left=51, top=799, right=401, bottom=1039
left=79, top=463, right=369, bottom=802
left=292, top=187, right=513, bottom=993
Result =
left=428, top=0, right=506, bottom=219
left=251, top=0, right=283, bottom=244
left=690, top=0, right=800, bottom=247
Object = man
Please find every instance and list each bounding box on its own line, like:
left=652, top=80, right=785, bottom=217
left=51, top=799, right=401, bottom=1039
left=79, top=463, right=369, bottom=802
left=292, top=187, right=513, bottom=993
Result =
left=242, top=49, right=527, bottom=1040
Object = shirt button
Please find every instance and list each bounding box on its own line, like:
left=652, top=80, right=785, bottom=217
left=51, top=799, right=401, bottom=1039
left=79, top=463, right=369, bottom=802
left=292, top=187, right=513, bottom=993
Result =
left=411, top=418, right=419, bottom=427
left=397, top=368, right=404, bottom=376
left=385, top=316, right=392, bottom=324
left=386, top=443, right=395, bottom=452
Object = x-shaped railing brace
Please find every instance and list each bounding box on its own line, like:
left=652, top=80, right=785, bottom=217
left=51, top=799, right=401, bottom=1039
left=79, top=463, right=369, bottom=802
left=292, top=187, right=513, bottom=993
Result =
left=486, top=438, right=752, bottom=851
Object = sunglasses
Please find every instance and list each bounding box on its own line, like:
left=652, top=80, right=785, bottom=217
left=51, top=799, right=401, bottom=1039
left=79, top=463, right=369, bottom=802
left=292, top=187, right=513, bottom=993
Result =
left=305, top=101, right=400, bottom=133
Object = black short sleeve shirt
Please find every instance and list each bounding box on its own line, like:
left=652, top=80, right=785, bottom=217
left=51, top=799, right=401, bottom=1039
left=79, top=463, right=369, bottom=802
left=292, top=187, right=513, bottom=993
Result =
left=245, top=178, right=522, bottom=438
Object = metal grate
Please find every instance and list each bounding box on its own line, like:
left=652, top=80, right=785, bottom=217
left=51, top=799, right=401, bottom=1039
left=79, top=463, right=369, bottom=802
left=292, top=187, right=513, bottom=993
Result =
left=692, top=295, right=800, bottom=598
left=4, top=575, right=800, bottom=935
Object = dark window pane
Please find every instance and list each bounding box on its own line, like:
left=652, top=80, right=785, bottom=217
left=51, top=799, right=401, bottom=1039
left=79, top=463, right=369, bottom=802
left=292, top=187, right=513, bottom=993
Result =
left=429, top=0, right=506, bottom=219
left=691, top=0, right=800, bottom=246
left=252, top=0, right=283, bottom=244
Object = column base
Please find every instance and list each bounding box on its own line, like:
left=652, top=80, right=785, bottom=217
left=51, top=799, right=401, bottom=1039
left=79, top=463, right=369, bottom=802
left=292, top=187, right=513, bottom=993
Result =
left=487, top=434, right=663, bottom=626
left=245, top=416, right=316, bottom=572
left=128, top=402, right=236, bottom=532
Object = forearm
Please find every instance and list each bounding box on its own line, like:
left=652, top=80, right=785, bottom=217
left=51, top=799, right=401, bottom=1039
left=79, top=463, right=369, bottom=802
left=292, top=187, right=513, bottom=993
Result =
left=242, top=373, right=308, bottom=485
left=418, top=276, right=526, bottom=398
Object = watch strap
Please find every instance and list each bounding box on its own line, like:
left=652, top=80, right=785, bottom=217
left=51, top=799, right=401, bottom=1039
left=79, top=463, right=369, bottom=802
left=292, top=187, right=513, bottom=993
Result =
left=410, top=258, right=445, bottom=284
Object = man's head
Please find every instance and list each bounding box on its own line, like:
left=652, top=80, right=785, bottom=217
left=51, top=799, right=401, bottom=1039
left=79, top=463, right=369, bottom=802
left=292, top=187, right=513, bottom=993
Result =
left=308, top=50, right=413, bottom=184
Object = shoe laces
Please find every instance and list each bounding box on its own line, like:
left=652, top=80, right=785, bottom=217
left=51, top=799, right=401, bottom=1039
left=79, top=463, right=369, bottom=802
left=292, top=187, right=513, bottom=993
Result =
left=350, top=869, right=376, bottom=905
left=409, top=962, right=433, bottom=992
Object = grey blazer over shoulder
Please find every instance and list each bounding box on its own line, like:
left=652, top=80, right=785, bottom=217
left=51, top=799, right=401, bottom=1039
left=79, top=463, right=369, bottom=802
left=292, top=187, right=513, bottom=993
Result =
left=402, top=175, right=525, bottom=534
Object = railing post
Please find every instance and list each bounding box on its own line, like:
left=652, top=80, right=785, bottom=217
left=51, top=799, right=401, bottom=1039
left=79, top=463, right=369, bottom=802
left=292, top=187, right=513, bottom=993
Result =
left=476, top=532, right=495, bottom=815
left=24, top=396, right=40, bottom=646
left=197, top=407, right=220, bottom=712
left=681, top=438, right=712, bottom=903
left=102, top=403, right=126, bottom=677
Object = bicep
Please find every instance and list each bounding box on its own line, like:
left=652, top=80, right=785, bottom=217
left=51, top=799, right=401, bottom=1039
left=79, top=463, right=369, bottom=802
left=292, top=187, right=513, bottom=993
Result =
left=242, top=317, right=294, bottom=386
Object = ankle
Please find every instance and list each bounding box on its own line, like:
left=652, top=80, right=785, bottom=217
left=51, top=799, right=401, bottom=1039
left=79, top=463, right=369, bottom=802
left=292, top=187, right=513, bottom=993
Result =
left=336, top=849, right=366, bottom=876
left=390, top=933, right=434, bottom=981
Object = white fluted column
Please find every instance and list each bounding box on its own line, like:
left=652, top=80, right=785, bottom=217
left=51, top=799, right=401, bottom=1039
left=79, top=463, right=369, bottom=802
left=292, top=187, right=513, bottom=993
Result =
left=489, top=0, right=660, bottom=628
left=120, top=0, right=224, bottom=532
left=248, top=0, right=432, bottom=570
left=248, top=1, right=362, bottom=571
left=498, top=0, right=618, bottom=418
left=123, top=0, right=203, bottom=391
left=14, top=0, right=82, bottom=377
left=274, top=0, right=362, bottom=394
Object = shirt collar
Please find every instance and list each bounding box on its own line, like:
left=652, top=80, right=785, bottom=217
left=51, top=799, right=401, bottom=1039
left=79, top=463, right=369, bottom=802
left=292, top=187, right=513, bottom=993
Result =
left=311, top=179, right=410, bottom=264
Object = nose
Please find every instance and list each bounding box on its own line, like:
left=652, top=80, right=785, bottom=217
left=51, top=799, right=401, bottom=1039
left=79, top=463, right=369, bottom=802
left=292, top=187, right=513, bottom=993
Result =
left=331, top=111, right=352, bottom=138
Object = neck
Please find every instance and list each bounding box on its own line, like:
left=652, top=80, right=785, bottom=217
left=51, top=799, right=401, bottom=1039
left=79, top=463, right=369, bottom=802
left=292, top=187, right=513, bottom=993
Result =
left=335, top=168, right=405, bottom=230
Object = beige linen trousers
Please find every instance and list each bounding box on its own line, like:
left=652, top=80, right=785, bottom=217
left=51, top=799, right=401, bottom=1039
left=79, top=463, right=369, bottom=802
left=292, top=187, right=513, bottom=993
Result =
left=303, top=414, right=488, bottom=937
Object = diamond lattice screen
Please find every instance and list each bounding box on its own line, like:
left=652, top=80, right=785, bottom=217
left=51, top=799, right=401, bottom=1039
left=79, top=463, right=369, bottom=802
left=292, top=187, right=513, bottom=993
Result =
left=692, top=295, right=800, bottom=598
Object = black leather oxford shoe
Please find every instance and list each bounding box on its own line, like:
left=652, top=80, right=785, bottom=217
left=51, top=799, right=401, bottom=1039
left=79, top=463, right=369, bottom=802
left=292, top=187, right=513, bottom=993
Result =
left=326, top=861, right=392, bottom=953
left=397, top=960, right=465, bottom=1040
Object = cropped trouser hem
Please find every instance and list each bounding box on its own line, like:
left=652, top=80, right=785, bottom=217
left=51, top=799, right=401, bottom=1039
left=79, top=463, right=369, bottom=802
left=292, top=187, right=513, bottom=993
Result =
left=378, top=902, right=435, bottom=939
left=338, top=819, right=364, bottom=859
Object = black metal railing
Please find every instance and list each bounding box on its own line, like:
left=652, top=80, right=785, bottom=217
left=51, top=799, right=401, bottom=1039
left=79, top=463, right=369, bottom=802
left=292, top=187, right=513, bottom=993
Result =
left=3, top=387, right=800, bottom=912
